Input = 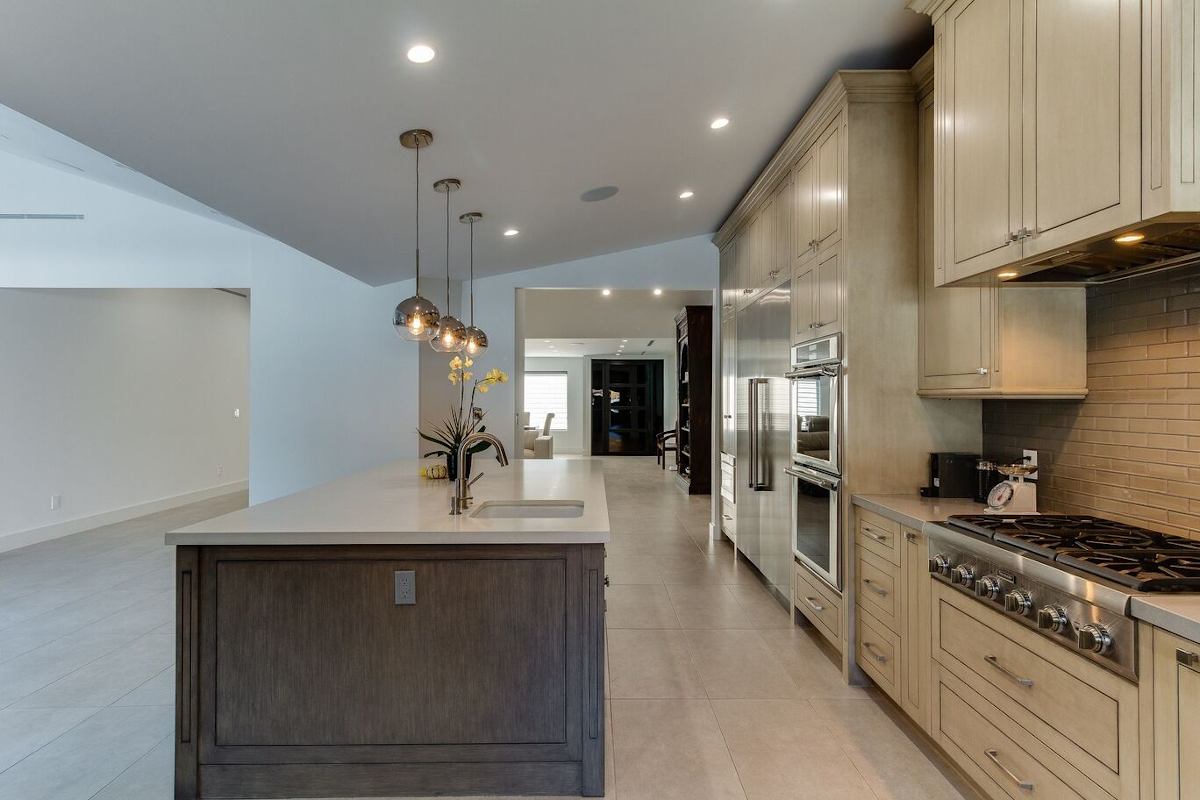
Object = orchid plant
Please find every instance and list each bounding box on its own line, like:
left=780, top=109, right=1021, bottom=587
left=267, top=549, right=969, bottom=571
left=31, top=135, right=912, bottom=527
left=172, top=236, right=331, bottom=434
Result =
left=418, top=355, right=509, bottom=471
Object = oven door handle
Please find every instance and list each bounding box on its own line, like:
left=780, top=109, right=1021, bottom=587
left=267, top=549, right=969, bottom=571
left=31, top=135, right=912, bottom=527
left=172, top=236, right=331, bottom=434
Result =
left=785, top=466, right=839, bottom=491
left=786, top=363, right=840, bottom=380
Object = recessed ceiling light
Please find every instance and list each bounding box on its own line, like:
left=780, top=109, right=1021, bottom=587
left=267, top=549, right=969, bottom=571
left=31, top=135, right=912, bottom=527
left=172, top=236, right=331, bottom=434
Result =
left=653, top=288, right=663, bottom=296
left=602, top=288, right=612, bottom=296
left=621, top=339, right=628, bottom=343
left=678, top=190, right=694, bottom=199
left=503, top=228, right=519, bottom=237
left=406, top=44, right=436, bottom=63
left=543, top=340, right=550, bottom=343
left=1114, top=231, right=1145, bottom=244
left=997, top=271, right=1018, bottom=279
left=710, top=117, right=730, bottom=130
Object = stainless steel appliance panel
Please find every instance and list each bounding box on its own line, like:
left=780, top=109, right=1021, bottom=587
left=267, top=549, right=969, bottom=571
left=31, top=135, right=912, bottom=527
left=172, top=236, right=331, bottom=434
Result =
left=735, top=307, right=760, bottom=571
left=787, top=465, right=841, bottom=589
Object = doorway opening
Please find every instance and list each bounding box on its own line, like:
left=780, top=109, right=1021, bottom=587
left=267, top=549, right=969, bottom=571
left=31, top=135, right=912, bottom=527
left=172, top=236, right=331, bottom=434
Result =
left=590, top=359, right=663, bottom=456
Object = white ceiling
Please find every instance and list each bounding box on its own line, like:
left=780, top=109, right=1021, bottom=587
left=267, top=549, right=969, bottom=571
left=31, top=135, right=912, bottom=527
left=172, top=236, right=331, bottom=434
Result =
left=0, top=1, right=929, bottom=286
left=526, top=338, right=675, bottom=359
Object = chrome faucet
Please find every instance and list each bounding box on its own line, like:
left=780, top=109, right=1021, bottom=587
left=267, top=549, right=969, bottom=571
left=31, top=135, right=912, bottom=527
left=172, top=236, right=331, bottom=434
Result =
left=450, top=432, right=509, bottom=515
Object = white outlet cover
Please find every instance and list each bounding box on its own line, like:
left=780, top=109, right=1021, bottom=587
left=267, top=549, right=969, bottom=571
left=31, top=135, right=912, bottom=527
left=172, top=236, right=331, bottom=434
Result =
left=1022, top=449, right=1038, bottom=479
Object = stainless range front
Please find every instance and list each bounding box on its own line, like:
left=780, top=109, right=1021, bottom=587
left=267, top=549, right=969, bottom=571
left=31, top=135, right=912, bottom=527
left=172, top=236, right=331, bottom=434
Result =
left=923, top=524, right=1138, bottom=680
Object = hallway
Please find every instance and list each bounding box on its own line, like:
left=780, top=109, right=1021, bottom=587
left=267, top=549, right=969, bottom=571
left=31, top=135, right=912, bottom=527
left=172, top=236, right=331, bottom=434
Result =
left=0, top=458, right=973, bottom=800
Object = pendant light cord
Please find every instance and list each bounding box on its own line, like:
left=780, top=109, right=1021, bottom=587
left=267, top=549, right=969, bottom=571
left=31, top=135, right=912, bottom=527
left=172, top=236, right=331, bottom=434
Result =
left=444, top=185, right=451, bottom=312
left=468, top=218, right=475, bottom=325
left=414, top=141, right=421, bottom=287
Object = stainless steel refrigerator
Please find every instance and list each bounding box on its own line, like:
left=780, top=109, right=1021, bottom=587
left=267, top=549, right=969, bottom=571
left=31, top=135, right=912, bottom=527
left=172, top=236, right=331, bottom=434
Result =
left=735, top=282, right=792, bottom=601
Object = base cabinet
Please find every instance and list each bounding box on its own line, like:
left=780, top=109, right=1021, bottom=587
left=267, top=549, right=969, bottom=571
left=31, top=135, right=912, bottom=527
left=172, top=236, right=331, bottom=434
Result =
left=1151, top=626, right=1200, bottom=800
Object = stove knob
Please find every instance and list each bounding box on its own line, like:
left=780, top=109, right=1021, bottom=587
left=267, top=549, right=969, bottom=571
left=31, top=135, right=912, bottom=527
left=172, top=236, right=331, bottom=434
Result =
left=929, top=554, right=952, bottom=576
left=1077, top=624, right=1114, bottom=655
left=1037, top=605, right=1070, bottom=633
left=950, top=564, right=976, bottom=589
left=975, top=576, right=1002, bottom=601
left=1004, top=589, right=1034, bottom=616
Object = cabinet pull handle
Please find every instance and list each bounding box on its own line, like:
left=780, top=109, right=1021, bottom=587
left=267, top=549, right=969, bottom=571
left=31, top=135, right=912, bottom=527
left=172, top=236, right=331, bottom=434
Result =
left=803, top=596, right=825, bottom=612
left=863, top=579, right=888, bottom=598
left=984, top=655, right=1035, bottom=688
left=863, top=528, right=889, bottom=544
left=862, top=642, right=888, bottom=663
left=984, top=749, right=1034, bottom=791
left=905, top=532, right=918, bottom=544
left=1177, top=649, right=1200, bottom=673
left=977, top=367, right=989, bottom=375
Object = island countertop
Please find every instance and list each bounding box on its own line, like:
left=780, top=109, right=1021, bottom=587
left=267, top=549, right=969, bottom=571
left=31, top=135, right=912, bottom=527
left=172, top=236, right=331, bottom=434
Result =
left=166, top=458, right=611, bottom=546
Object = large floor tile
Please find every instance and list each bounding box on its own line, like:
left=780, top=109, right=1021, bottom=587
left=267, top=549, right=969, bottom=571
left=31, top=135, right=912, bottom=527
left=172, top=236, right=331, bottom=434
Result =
left=757, top=628, right=870, bottom=700
left=666, top=584, right=758, bottom=629
left=611, top=699, right=745, bottom=800
left=604, top=553, right=664, bottom=585
left=14, top=633, right=173, bottom=708
left=88, top=734, right=172, bottom=800
left=711, top=699, right=876, bottom=800
left=683, top=629, right=801, bottom=699
left=0, top=632, right=136, bottom=709
left=0, top=707, right=99, bottom=772
left=0, top=705, right=170, bottom=800
left=114, top=666, right=174, bottom=707
left=605, top=584, right=680, bottom=629
left=607, top=629, right=706, bottom=699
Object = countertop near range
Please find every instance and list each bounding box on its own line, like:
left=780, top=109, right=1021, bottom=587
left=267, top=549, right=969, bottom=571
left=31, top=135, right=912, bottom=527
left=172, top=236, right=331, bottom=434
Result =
left=166, top=458, right=610, bottom=546
left=1131, top=596, right=1200, bottom=644
left=852, top=493, right=988, bottom=530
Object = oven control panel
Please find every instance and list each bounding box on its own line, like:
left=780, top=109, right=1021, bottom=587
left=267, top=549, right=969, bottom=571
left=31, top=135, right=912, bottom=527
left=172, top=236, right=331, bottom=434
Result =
left=926, top=543, right=1136, bottom=681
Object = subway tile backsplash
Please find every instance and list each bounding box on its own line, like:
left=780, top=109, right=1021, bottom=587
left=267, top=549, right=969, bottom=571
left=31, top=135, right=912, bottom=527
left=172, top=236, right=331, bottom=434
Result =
left=983, top=263, right=1200, bottom=540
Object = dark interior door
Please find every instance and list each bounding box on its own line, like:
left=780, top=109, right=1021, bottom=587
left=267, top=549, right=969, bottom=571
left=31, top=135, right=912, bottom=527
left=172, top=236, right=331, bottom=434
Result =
left=590, top=360, right=663, bottom=456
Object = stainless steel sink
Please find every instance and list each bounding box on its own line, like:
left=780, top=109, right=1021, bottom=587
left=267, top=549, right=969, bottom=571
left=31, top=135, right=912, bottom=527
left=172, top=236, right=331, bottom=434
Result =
left=470, top=500, right=585, bottom=519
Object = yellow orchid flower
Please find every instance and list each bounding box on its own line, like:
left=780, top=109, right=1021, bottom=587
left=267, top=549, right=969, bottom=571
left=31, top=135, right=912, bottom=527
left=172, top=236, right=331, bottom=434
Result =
left=448, top=372, right=459, bottom=384
left=463, top=357, right=474, bottom=368
left=462, top=371, right=473, bottom=381
left=449, top=356, right=463, bottom=370
left=478, top=383, right=490, bottom=393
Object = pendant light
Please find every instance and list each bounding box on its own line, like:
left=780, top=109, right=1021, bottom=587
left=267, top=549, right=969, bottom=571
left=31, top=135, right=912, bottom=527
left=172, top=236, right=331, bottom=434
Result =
left=459, top=211, right=489, bottom=357
left=393, top=129, right=440, bottom=341
left=429, top=177, right=467, bottom=353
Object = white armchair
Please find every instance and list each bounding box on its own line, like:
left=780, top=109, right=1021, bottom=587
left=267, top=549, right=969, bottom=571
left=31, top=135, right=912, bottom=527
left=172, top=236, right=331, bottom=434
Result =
left=522, top=413, right=555, bottom=459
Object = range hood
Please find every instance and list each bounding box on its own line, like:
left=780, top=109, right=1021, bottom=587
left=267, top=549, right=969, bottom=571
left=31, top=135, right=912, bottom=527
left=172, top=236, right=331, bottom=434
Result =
left=1008, top=221, right=1200, bottom=285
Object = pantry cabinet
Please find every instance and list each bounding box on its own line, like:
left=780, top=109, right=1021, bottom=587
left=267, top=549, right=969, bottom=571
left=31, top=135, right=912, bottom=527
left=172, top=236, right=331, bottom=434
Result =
left=1150, top=626, right=1200, bottom=800
left=916, top=0, right=1140, bottom=285
left=916, top=55, right=1088, bottom=398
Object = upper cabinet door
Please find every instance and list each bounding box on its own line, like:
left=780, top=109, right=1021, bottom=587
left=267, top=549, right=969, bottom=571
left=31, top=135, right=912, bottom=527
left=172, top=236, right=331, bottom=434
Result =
left=939, top=0, right=1023, bottom=284
left=793, top=151, right=818, bottom=268
left=814, top=245, right=840, bottom=335
left=791, top=263, right=816, bottom=341
left=1021, top=0, right=1140, bottom=257
left=816, top=119, right=842, bottom=248
left=773, top=176, right=794, bottom=285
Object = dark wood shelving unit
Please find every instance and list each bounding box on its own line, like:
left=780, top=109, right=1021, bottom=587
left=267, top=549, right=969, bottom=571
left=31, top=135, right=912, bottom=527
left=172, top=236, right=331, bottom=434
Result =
left=674, top=305, right=712, bottom=495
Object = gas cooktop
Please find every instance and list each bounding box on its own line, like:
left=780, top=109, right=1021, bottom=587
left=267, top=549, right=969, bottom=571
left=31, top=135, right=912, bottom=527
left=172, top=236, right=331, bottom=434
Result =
left=945, top=514, right=1200, bottom=592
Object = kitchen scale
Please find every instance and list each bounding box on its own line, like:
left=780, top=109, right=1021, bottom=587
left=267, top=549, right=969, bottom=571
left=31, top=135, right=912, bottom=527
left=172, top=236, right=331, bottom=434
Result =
left=984, top=462, right=1038, bottom=514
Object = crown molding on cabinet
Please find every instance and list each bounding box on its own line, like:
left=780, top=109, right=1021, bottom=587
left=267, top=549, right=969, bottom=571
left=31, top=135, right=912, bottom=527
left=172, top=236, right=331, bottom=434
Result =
left=713, top=70, right=915, bottom=249
left=911, top=48, right=933, bottom=100
left=905, top=0, right=955, bottom=19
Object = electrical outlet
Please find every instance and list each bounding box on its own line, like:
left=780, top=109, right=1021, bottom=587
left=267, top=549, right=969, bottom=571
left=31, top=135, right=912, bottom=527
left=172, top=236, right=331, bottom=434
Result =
left=217, top=465, right=224, bottom=479
left=394, top=570, right=416, bottom=605
left=233, top=408, right=240, bottom=420
left=1023, top=449, right=1039, bottom=479
left=49, top=494, right=61, bottom=511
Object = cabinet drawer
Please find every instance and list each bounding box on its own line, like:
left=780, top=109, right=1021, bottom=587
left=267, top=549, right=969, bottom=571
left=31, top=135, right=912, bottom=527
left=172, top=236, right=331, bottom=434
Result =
left=935, top=666, right=1088, bottom=800
left=856, top=548, right=899, bottom=632
left=932, top=583, right=1137, bottom=798
left=720, top=461, right=736, bottom=503
left=720, top=497, right=736, bottom=540
left=856, top=508, right=901, bottom=565
left=794, top=561, right=840, bottom=646
left=857, top=608, right=899, bottom=700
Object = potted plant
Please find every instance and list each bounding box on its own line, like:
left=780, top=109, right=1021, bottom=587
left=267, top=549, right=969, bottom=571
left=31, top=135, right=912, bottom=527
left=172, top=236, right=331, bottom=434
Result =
left=419, top=355, right=508, bottom=481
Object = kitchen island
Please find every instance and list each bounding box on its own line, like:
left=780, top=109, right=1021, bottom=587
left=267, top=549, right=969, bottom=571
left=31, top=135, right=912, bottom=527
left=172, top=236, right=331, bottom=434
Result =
left=166, top=459, right=609, bottom=800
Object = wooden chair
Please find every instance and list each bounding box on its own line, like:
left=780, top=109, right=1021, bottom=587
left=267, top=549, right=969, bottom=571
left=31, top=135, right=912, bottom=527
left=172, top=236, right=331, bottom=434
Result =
left=656, top=430, right=677, bottom=469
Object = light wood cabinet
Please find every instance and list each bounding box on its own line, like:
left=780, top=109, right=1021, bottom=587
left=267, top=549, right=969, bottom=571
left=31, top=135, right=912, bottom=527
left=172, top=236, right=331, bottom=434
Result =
left=790, top=262, right=816, bottom=340
left=920, top=0, right=1140, bottom=286
left=814, top=245, right=840, bottom=334
left=793, top=150, right=818, bottom=269
left=1150, top=626, right=1200, bottom=800
left=900, top=527, right=931, bottom=732
left=815, top=118, right=842, bottom=249
left=916, top=60, right=1088, bottom=399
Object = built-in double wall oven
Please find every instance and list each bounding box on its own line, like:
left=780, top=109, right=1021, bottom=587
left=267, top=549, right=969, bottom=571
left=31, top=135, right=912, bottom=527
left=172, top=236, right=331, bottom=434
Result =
left=785, top=334, right=842, bottom=590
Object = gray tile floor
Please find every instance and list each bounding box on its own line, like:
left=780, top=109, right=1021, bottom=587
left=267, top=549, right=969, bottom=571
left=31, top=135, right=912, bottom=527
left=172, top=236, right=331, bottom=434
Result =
left=0, top=458, right=975, bottom=800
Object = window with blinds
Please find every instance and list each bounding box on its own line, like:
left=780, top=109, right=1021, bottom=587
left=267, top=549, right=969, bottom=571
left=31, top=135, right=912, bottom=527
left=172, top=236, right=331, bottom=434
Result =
left=524, top=372, right=569, bottom=430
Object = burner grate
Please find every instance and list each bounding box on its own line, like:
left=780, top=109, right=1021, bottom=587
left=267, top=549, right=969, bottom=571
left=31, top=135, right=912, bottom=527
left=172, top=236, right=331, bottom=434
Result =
left=1056, top=549, right=1200, bottom=591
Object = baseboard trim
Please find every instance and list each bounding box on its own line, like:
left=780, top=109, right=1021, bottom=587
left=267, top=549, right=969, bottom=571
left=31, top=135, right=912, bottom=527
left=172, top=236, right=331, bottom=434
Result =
left=0, top=480, right=249, bottom=554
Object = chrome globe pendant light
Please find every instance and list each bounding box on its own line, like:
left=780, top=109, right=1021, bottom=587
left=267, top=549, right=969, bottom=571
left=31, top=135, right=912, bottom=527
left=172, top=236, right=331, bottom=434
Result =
left=459, top=211, right=489, bottom=357
left=429, top=177, right=467, bottom=353
left=393, top=129, right=440, bottom=341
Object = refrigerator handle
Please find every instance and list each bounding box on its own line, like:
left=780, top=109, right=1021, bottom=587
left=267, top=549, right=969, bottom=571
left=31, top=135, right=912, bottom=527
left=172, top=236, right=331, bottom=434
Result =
left=747, top=379, right=758, bottom=489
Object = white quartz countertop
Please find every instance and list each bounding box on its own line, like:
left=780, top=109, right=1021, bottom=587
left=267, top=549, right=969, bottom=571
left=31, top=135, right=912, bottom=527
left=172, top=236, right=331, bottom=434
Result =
left=852, top=493, right=988, bottom=529
left=1131, top=595, right=1200, bottom=644
left=166, top=459, right=610, bottom=546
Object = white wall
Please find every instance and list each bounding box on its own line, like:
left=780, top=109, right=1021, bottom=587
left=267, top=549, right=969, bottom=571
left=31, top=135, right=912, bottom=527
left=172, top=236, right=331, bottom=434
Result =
left=1, top=149, right=420, bottom=520
left=472, top=235, right=719, bottom=457
left=0, top=289, right=249, bottom=548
